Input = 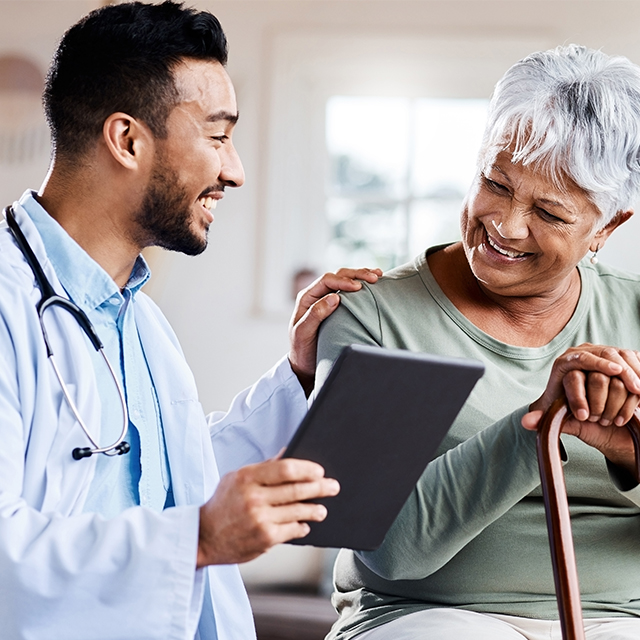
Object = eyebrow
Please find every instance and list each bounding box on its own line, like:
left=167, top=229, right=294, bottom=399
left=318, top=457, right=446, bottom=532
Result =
left=537, top=198, right=572, bottom=214
left=206, top=110, right=239, bottom=125
left=490, top=164, right=510, bottom=182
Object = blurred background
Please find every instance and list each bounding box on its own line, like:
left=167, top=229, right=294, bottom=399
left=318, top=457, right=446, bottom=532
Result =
left=2, top=0, right=640, bottom=636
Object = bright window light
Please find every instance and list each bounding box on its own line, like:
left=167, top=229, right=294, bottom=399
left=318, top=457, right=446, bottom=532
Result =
left=326, top=96, right=489, bottom=271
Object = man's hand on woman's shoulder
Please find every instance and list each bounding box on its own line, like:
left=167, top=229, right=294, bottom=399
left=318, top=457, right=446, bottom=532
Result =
left=288, top=267, right=382, bottom=395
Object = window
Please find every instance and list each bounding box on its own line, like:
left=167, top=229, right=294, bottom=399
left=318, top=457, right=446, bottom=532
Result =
left=325, top=97, right=489, bottom=271
left=254, top=31, right=549, bottom=315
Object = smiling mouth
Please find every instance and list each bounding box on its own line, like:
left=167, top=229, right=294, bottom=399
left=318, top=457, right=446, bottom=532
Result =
left=485, top=232, right=529, bottom=259
left=198, top=196, right=218, bottom=211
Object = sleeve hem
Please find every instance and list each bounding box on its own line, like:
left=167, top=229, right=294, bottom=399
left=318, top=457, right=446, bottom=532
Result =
left=606, top=457, right=640, bottom=498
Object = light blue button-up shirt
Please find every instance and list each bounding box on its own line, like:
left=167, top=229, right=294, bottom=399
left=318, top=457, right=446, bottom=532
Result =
left=21, top=192, right=172, bottom=517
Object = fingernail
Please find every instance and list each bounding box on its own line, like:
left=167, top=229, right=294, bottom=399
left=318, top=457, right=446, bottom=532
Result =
left=327, top=294, right=339, bottom=307
left=576, top=409, right=589, bottom=421
left=600, top=419, right=611, bottom=426
left=615, top=416, right=625, bottom=426
left=588, top=415, right=599, bottom=422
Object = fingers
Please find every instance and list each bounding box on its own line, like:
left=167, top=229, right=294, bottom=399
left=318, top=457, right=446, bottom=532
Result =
left=315, top=268, right=382, bottom=296
left=593, top=375, right=623, bottom=425
left=270, top=501, right=328, bottom=525
left=602, top=349, right=640, bottom=426
left=521, top=409, right=544, bottom=431
left=243, top=458, right=340, bottom=502
left=523, top=345, right=640, bottom=466
left=293, top=292, right=340, bottom=341
left=242, top=457, right=326, bottom=485
left=596, top=347, right=640, bottom=396
left=585, top=375, right=639, bottom=427
left=292, top=268, right=381, bottom=326
left=532, top=345, right=640, bottom=417
left=614, top=393, right=639, bottom=427
left=557, top=349, right=623, bottom=379
left=564, top=368, right=639, bottom=427
left=288, top=267, right=381, bottom=389
left=265, top=476, right=340, bottom=505
left=584, top=371, right=611, bottom=421
left=562, top=369, right=589, bottom=421
left=235, top=459, right=340, bottom=507
left=333, top=267, right=383, bottom=289
left=287, top=292, right=340, bottom=386
left=572, top=348, right=640, bottom=425
left=553, top=349, right=640, bottom=427
left=197, top=459, right=340, bottom=567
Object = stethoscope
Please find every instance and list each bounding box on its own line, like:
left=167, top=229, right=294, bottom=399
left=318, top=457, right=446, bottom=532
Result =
left=3, top=205, right=130, bottom=460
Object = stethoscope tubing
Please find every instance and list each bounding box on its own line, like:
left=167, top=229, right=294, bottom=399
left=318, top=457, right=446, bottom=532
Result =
left=3, top=205, right=130, bottom=460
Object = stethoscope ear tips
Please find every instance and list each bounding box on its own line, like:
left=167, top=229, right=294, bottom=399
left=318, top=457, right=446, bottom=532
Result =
left=72, top=447, right=93, bottom=460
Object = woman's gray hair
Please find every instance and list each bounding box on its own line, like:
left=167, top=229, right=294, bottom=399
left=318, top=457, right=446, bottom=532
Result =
left=480, top=44, right=640, bottom=223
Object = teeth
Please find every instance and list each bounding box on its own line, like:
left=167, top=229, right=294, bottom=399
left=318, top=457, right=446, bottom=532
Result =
left=200, top=196, right=217, bottom=211
left=487, top=234, right=526, bottom=258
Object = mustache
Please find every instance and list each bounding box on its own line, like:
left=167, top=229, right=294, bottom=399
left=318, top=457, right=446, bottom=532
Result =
left=197, top=185, right=225, bottom=199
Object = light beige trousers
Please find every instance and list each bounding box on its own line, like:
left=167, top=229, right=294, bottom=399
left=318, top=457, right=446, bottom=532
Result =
left=355, top=608, right=640, bottom=640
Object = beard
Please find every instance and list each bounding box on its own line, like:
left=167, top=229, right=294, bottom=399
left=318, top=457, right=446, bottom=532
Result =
left=133, top=159, right=209, bottom=256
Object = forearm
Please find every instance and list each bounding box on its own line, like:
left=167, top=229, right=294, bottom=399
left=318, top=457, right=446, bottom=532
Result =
left=358, top=405, right=540, bottom=580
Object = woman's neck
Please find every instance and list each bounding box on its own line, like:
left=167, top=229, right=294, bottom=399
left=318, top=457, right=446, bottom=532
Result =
left=427, top=243, right=582, bottom=348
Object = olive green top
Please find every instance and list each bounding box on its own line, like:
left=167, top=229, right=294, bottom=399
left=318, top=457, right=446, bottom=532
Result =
left=316, top=248, right=640, bottom=640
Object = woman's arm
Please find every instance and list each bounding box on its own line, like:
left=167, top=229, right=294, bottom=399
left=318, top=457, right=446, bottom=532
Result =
left=317, top=301, right=541, bottom=581
left=358, top=406, right=540, bottom=580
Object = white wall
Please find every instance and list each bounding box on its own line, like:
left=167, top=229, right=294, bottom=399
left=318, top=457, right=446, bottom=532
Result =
left=3, top=0, right=640, bottom=413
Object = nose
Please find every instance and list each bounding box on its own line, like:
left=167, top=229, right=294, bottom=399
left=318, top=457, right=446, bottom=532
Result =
left=219, top=143, right=245, bottom=188
left=491, top=204, right=529, bottom=240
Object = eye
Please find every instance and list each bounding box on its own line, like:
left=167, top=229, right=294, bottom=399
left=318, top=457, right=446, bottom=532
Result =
left=536, top=207, right=565, bottom=224
left=482, top=174, right=509, bottom=194
left=211, top=135, right=229, bottom=143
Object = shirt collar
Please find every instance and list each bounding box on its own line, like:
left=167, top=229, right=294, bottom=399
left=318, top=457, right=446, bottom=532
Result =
left=19, top=191, right=150, bottom=311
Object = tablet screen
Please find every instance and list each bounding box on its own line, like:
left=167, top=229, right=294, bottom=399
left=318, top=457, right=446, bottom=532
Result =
left=284, top=344, right=484, bottom=550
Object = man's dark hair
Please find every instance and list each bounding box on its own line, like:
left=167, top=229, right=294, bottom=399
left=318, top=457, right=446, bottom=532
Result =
left=43, top=1, right=228, bottom=159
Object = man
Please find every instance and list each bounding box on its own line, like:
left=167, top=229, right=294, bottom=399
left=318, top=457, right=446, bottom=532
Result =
left=0, top=2, right=380, bottom=639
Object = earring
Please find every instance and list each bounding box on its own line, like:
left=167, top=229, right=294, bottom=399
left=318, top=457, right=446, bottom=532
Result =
left=590, top=244, right=600, bottom=265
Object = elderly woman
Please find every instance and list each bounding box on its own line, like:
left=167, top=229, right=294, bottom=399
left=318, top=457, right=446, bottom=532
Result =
left=317, top=45, right=640, bottom=640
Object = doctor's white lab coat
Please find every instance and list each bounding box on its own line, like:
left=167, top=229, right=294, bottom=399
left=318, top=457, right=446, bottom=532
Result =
left=0, top=201, right=308, bottom=640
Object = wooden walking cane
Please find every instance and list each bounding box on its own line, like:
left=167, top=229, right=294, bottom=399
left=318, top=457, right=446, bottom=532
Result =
left=537, top=399, right=640, bottom=640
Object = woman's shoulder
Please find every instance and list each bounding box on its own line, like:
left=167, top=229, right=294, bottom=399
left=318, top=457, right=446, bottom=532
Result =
left=581, top=260, right=640, bottom=339
left=339, top=252, right=432, bottom=313
left=584, top=259, right=640, bottom=292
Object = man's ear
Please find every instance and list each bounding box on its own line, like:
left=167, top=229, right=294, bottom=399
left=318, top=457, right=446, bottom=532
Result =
left=102, top=112, right=154, bottom=170
left=591, top=209, right=634, bottom=251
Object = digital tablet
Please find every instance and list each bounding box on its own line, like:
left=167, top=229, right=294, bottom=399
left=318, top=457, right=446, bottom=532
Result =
left=284, top=344, right=484, bottom=550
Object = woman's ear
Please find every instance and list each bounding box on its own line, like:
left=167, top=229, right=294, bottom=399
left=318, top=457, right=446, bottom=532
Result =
left=591, top=210, right=634, bottom=252
left=102, top=112, right=154, bottom=171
